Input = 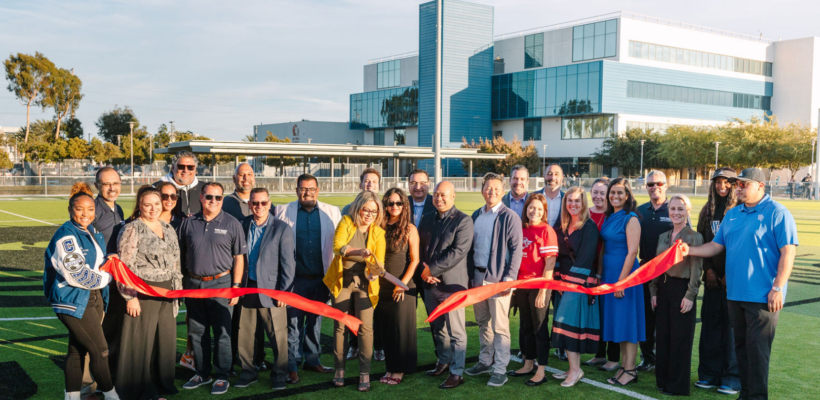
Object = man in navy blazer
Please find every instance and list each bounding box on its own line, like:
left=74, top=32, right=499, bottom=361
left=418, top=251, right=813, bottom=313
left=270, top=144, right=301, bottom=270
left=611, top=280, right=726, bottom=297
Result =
left=236, top=188, right=295, bottom=391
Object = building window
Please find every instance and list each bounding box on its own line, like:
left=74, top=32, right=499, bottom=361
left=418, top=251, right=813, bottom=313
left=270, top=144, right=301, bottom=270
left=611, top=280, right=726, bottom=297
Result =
left=492, top=61, right=602, bottom=120
left=626, top=121, right=679, bottom=134
left=374, top=128, right=385, bottom=145
left=525, top=34, right=543, bottom=69
left=494, top=58, right=505, bottom=75
left=394, top=128, right=406, bottom=145
left=377, top=60, right=401, bottom=89
left=628, top=41, right=773, bottom=77
left=350, top=86, right=419, bottom=130
left=524, top=119, right=541, bottom=140
left=561, top=115, right=615, bottom=139
left=572, top=19, right=617, bottom=62
left=626, top=80, right=771, bottom=111
left=493, top=130, right=503, bottom=138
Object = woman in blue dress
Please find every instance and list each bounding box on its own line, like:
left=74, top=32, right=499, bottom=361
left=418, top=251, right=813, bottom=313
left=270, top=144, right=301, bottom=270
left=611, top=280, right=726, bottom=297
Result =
left=599, top=177, right=644, bottom=386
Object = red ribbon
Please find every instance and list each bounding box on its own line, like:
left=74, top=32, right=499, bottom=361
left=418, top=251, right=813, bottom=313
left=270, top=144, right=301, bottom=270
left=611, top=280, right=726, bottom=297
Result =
left=426, top=240, right=684, bottom=323
left=101, top=259, right=362, bottom=335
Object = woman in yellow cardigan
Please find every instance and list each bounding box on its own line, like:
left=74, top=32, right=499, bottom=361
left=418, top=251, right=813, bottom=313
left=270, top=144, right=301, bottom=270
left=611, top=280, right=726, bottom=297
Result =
left=324, top=190, right=386, bottom=392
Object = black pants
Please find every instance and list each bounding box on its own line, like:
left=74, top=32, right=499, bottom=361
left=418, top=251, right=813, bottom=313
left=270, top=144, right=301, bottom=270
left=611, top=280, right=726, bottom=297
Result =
left=595, top=296, right=620, bottom=362
left=655, top=277, right=696, bottom=396
left=728, top=300, right=778, bottom=400
left=640, top=282, right=656, bottom=363
left=101, top=283, right=126, bottom=377
left=57, top=290, right=114, bottom=393
left=375, top=290, right=417, bottom=373
left=186, top=276, right=234, bottom=380
left=698, top=286, right=740, bottom=390
left=515, top=289, right=549, bottom=363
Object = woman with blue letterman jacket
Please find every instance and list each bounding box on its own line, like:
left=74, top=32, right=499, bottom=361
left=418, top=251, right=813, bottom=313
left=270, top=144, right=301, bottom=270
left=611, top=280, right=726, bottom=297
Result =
left=44, top=182, right=122, bottom=400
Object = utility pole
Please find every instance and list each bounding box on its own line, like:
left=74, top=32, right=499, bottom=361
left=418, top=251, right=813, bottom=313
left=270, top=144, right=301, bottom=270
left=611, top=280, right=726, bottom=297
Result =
left=433, top=0, right=443, bottom=184
left=714, top=141, right=721, bottom=170
left=815, top=109, right=820, bottom=200
left=129, top=122, right=134, bottom=195
left=640, top=139, right=646, bottom=180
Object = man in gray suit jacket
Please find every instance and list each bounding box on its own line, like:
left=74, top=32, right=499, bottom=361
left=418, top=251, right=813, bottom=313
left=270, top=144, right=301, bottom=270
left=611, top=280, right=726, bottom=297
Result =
left=418, top=181, right=474, bottom=389
left=235, top=188, right=295, bottom=391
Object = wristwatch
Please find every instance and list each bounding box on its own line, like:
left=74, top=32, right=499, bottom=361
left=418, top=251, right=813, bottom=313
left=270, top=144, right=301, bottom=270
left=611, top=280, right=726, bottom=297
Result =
left=771, top=286, right=781, bottom=292
left=232, top=283, right=241, bottom=288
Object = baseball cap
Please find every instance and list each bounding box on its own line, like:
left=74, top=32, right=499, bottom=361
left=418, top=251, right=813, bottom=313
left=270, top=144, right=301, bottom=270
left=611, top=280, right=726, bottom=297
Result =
left=711, top=168, right=737, bottom=180
left=732, top=168, right=766, bottom=183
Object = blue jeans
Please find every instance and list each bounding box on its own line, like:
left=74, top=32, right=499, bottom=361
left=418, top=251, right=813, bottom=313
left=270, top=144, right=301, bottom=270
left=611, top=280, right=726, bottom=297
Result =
left=287, top=276, right=329, bottom=372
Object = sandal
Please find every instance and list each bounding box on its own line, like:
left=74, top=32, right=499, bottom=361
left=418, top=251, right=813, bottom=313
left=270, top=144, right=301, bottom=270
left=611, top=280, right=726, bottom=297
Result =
left=333, top=371, right=345, bottom=387
left=359, top=374, right=371, bottom=392
left=609, top=368, right=638, bottom=386
left=387, top=377, right=402, bottom=385
left=607, top=367, right=625, bottom=385
left=380, top=374, right=391, bottom=383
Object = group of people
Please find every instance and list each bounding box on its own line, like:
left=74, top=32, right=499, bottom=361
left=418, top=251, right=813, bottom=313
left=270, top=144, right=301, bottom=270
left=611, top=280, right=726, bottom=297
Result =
left=44, top=150, right=798, bottom=400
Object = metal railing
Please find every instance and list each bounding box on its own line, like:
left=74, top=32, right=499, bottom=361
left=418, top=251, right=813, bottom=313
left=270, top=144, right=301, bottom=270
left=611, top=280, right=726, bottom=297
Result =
left=367, top=51, right=420, bottom=65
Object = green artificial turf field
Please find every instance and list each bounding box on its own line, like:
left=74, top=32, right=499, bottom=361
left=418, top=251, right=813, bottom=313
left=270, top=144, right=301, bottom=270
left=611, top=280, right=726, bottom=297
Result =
left=1, top=192, right=818, bottom=399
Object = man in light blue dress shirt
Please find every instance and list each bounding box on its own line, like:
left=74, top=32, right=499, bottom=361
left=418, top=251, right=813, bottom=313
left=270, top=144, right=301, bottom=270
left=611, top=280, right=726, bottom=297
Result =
left=501, top=165, right=530, bottom=217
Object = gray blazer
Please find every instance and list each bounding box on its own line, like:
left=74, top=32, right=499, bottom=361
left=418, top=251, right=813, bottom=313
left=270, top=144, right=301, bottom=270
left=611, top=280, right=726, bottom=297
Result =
left=241, top=215, right=296, bottom=308
left=418, top=207, right=474, bottom=293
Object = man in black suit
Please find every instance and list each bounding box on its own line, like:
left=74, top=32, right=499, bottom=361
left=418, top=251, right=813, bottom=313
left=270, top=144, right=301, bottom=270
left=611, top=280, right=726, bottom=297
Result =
left=235, top=188, right=295, bottom=391
left=408, top=169, right=435, bottom=227
left=418, top=181, right=474, bottom=389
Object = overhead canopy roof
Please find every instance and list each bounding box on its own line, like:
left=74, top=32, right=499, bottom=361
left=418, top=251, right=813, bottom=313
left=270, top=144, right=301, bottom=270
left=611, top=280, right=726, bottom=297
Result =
left=155, top=141, right=507, bottom=160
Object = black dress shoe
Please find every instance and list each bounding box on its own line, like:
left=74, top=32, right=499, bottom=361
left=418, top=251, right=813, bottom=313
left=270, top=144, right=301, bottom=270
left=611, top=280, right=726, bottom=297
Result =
left=636, top=361, right=656, bottom=372
left=525, top=376, right=548, bottom=386
left=427, top=362, right=450, bottom=377
left=439, top=374, right=464, bottom=389
left=661, top=389, right=677, bottom=396
left=507, top=369, right=535, bottom=377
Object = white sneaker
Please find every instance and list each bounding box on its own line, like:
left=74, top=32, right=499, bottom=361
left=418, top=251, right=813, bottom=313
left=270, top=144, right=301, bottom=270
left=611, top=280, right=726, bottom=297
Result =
left=717, top=386, right=739, bottom=395
left=66, top=391, right=82, bottom=400
left=180, top=353, right=196, bottom=371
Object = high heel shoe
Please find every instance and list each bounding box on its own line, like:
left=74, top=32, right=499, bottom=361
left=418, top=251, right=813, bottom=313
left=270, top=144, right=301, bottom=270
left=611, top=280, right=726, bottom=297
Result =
left=561, top=370, right=584, bottom=387
left=552, top=371, right=569, bottom=379
left=359, top=374, right=371, bottom=392
left=609, top=369, right=638, bottom=386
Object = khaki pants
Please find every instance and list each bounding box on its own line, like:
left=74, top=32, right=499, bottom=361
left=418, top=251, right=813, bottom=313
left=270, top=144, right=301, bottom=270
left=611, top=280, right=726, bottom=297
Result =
left=332, top=285, right=373, bottom=374
left=473, top=271, right=512, bottom=374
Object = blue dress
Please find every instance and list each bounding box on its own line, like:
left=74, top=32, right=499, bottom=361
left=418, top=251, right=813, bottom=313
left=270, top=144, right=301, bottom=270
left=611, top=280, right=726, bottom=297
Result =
left=600, top=210, right=646, bottom=343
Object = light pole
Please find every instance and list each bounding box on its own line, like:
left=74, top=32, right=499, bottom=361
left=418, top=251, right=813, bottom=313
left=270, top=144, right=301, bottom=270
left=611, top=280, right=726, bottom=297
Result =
left=129, top=122, right=134, bottom=195
left=714, top=141, right=721, bottom=170
left=640, top=139, right=646, bottom=180
left=542, top=144, right=547, bottom=175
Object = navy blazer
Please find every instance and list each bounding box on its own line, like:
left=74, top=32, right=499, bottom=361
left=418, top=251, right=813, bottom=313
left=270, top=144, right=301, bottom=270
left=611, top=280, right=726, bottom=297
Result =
left=410, top=194, right=436, bottom=226
left=417, top=206, right=474, bottom=293
left=241, top=214, right=296, bottom=308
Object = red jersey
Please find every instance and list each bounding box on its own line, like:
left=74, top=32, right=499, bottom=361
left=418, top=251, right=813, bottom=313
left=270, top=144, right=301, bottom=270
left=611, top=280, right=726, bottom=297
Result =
left=518, top=224, right=559, bottom=279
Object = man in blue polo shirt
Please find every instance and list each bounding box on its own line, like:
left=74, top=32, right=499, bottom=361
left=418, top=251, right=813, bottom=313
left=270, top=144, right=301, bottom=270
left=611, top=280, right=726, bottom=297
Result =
left=683, top=168, right=797, bottom=400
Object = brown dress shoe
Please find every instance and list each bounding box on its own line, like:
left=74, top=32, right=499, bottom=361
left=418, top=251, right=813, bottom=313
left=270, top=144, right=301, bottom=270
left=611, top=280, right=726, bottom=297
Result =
left=439, top=374, right=464, bottom=389
left=426, top=362, right=450, bottom=377
left=303, top=364, right=334, bottom=373
left=286, top=371, right=299, bottom=384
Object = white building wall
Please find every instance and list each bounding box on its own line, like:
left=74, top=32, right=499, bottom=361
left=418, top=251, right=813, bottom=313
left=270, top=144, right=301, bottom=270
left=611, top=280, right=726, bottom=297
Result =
left=615, top=114, right=728, bottom=133
left=492, top=118, right=601, bottom=158
left=771, top=37, right=820, bottom=128
left=255, top=121, right=364, bottom=145
left=404, top=126, right=419, bottom=146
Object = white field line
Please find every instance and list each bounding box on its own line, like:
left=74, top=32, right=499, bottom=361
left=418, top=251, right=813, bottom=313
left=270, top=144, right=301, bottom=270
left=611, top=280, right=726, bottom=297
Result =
left=0, top=310, right=186, bottom=322
left=0, top=209, right=57, bottom=226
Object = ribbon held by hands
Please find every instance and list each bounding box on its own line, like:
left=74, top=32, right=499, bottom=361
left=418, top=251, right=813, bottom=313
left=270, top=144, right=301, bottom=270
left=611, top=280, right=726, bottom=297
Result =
left=426, top=240, right=684, bottom=323
left=102, top=258, right=362, bottom=335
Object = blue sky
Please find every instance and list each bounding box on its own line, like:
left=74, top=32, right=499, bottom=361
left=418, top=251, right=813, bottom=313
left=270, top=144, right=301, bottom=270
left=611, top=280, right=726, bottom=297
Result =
left=1, top=0, right=816, bottom=141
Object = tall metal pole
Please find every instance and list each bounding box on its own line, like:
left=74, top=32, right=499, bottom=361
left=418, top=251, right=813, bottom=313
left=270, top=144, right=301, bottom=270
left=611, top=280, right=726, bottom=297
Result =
left=640, top=139, right=646, bottom=179
left=714, top=141, right=721, bottom=170
left=542, top=144, right=547, bottom=175
left=433, top=0, right=443, bottom=183
left=815, top=109, right=820, bottom=200
left=129, top=122, right=135, bottom=194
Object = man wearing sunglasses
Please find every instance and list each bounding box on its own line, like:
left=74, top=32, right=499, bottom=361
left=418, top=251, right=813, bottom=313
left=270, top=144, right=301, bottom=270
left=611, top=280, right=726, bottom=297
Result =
left=635, top=170, right=671, bottom=372
left=178, top=182, right=248, bottom=395
left=154, top=151, right=207, bottom=217
left=682, top=168, right=797, bottom=400
left=275, top=174, right=342, bottom=384
left=235, top=188, right=295, bottom=391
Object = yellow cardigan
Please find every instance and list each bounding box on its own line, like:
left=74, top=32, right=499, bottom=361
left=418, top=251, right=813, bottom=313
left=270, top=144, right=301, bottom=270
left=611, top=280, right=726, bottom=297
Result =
left=323, top=215, right=386, bottom=307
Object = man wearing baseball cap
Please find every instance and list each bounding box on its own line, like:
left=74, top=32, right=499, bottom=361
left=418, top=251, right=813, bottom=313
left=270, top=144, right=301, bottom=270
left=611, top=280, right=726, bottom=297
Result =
left=683, top=168, right=798, bottom=400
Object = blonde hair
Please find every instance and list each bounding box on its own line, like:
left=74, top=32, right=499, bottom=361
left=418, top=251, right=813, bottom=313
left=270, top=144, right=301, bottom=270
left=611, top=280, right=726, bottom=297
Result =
left=669, top=194, right=692, bottom=214
left=349, top=190, right=384, bottom=228
left=560, top=186, right=590, bottom=233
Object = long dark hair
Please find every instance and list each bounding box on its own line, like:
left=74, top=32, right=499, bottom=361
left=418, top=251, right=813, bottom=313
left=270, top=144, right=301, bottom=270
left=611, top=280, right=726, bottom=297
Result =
left=697, top=167, right=738, bottom=233
left=381, top=188, right=411, bottom=250
left=605, top=177, right=637, bottom=216
left=129, top=185, right=162, bottom=221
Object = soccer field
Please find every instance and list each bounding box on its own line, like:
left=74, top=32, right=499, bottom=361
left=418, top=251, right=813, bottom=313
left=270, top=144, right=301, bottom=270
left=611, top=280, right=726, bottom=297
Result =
left=1, top=193, right=818, bottom=399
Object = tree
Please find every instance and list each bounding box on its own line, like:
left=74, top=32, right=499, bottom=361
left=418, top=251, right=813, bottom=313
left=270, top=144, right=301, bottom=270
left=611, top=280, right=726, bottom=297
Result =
left=460, top=135, right=540, bottom=176
left=63, top=117, right=83, bottom=139
left=263, top=131, right=299, bottom=167
left=242, top=134, right=256, bottom=142
left=0, top=149, right=12, bottom=170
left=64, top=137, right=88, bottom=160
left=44, top=68, right=83, bottom=141
left=591, top=129, right=664, bottom=177
left=3, top=52, right=55, bottom=142
left=655, top=125, right=716, bottom=178
left=95, top=106, right=136, bottom=144
left=87, top=138, right=122, bottom=163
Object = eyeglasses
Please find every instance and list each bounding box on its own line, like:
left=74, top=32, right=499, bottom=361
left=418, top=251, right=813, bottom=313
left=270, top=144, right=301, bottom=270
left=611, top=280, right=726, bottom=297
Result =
left=386, top=201, right=403, bottom=207
left=177, top=164, right=196, bottom=171
left=100, top=182, right=121, bottom=188
left=409, top=181, right=429, bottom=186
left=204, top=194, right=223, bottom=201
left=297, top=187, right=318, bottom=194
left=646, top=182, right=666, bottom=188
left=161, top=193, right=178, bottom=201
left=251, top=201, right=269, bottom=207
left=360, top=208, right=379, bottom=216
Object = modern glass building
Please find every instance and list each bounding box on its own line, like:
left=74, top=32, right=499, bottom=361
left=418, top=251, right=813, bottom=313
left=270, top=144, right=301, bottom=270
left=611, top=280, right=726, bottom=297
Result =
left=350, top=1, right=819, bottom=177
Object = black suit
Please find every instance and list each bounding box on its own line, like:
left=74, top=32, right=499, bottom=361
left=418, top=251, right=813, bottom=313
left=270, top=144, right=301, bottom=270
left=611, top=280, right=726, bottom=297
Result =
left=418, top=206, right=473, bottom=375
left=410, top=195, right=436, bottom=226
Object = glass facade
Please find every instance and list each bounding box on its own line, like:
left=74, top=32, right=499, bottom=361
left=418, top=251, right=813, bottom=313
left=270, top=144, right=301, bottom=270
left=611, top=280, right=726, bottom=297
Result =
left=492, top=61, right=602, bottom=120
left=561, top=115, right=615, bottom=139
left=627, top=81, right=771, bottom=111
left=374, top=128, right=385, bottom=145
left=350, top=86, right=419, bottom=129
left=394, top=128, right=406, bottom=145
left=525, top=34, right=543, bottom=69
left=378, top=60, right=401, bottom=89
left=626, top=121, right=678, bottom=134
left=628, top=41, right=772, bottom=77
left=524, top=119, right=541, bottom=140
left=572, top=19, right=617, bottom=62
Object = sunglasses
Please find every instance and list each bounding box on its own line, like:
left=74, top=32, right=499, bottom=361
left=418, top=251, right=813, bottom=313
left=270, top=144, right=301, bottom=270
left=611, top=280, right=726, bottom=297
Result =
left=386, top=201, right=403, bottom=207
left=251, top=201, right=269, bottom=207
left=736, top=181, right=756, bottom=189
left=204, top=194, right=223, bottom=201
left=161, top=193, right=178, bottom=201
left=177, top=164, right=196, bottom=171
left=646, top=182, right=666, bottom=188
